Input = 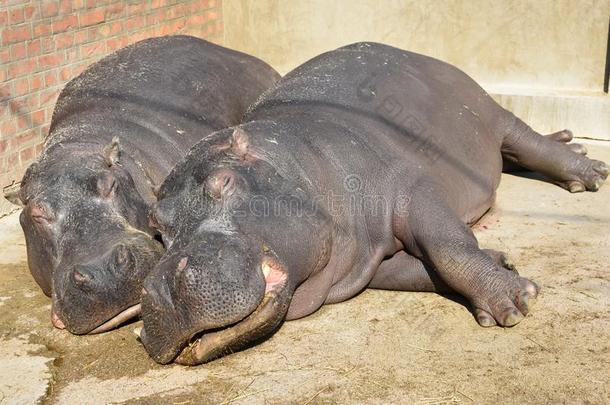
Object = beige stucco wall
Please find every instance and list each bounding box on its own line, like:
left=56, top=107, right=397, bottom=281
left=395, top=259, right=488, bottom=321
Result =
left=223, top=0, right=610, bottom=138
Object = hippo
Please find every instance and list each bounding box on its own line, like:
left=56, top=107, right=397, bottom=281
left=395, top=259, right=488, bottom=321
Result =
left=139, top=42, right=608, bottom=365
left=17, top=35, right=280, bottom=334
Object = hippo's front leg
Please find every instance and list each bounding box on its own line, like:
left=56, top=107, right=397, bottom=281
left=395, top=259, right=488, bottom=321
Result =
left=400, top=187, right=538, bottom=327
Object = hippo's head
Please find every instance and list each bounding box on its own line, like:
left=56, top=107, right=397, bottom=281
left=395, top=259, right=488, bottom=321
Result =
left=19, top=138, right=163, bottom=334
left=140, top=126, right=330, bottom=364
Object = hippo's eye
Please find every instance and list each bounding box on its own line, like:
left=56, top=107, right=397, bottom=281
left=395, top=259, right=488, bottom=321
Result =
left=206, top=170, right=235, bottom=199
left=115, top=245, right=133, bottom=268
left=29, top=202, right=54, bottom=224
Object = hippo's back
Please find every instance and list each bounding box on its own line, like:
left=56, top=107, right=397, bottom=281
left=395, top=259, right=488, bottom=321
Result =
left=47, top=35, right=280, bottom=182
left=248, top=42, right=504, bottom=221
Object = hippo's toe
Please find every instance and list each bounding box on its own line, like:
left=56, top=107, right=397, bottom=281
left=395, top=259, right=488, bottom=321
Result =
left=471, top=268, right=539, bottom=328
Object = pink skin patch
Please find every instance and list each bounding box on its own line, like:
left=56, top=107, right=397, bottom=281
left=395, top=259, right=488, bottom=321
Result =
left=262, top=259, right=287, bottom=292
left=51, top=311, right=65, bottom=329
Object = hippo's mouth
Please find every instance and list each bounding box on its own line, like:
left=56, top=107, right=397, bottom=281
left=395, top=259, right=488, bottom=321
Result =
left=88, top=303, right=142, bottom=334
left=160, top=261, right=291, bottom=366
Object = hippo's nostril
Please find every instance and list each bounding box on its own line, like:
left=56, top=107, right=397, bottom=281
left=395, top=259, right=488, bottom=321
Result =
left=51, top=311, right=66, bottom=329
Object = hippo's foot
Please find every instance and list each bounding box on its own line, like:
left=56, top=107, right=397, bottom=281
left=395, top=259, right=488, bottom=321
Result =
left=502, top=130, right=587, bottom=173
left=553, top=154, right=609, bottom=193
left=544, top=130, right=608, bottom=191
left=470, top=267, right=539, bottom=327
left=501, top=120, right=609, bottom=191
left=545, top=130, right=590, bottom=155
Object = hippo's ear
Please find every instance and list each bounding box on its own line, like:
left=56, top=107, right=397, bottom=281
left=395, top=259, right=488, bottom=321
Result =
left=230, top=127, right=250, bottom=159
left=3, top=183, right=24, bottom=207
left=103, top=137, right=121, bottom=166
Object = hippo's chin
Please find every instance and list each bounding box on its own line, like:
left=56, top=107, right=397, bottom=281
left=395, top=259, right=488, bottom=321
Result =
left=87, top=303, right=142, bottom=334
left=173, top=278, right=291, bottom=366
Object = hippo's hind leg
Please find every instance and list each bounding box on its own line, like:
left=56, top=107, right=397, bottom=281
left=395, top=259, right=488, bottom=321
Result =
left=369, top=251, right=450, bottom=292
left=502, top=130, right=588, bottom=172
left=369, top=249, right=517, bottom=294
left=498, top=112, right=609, bottom=191
left=398, top=185, right=539, bottom=327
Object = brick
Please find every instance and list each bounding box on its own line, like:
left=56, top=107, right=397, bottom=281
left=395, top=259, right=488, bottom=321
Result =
left=151, top=0, right=167, bottom=8
left=87, top=26, right=99, bottom=41
left=187, top=14, right=209, bottom=26
left=74, top=29, right=89, bottom=44
left=33, top=22, right=52, bottom=37
left=55, top=32, right=74, bottom=49
left=32, top=109, right=45, bottom=126
left=31, top=74, right=44, bottom=91
left=35, top=143, right=44, bottom=155
left=66, top=47, right=79, bottom=61
left=0, top=120, right=17, bottom=137
left=104, top=3, right=124, bottom=19
left=2, top=25, right=32, bottom=45
left=10, top=42, right=27, bottom=60
left=0, top=10, right=7, bottom=25
left=27, top=39, right=42, bottom=57
left=81, top=42, right=105, bottom=58
left=40, top=88, right=60, bottom=105
left=126, top=2, right=145, bottom=15
left=0, top=69, right=6, bottom=83
left=24, top=5, right=37, bottom=19
left=0, top=48, right=9, bottom=64
left=41, top=36, right=55, bottom=54
left=9, top=7, right=25, bottom=24
left=24, top=93, right=40, bottom=110
left=125, top=15, right=144, bottom=31
left=99, top=21, right=122, bottom=37
left=80, top=9, right=105, bottom=27
left=15, top=114, right=31, bottom=132
left=52, top=15, right=78, bottom=33
left=8, top=60, right=36, bottom=79
left=59, top=66, right=72, bottom=81
left=0, top=83, right=11, bottom=101
left=14, top=78, right=30, bottom=96
left=59, top=0, right=72, bottom=14
left=12, top=129, right=38, bottom=147
left=41, top=1, right=59, bottom=18
left=44, top=70, right=58, bottom=87
left=0, top=140, right=7, bottom=155
left=38, top=53, right=64, bottom=69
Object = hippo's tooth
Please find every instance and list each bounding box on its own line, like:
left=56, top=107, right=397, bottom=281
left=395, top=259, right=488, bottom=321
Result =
left=262, top=262, right=271, bottom=279
left=133, top=326, right=142, bottom=338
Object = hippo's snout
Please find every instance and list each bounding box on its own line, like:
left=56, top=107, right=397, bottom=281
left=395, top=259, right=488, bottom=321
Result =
left=140, top=234, right=268, bottom=364
left=53, top=232, right=164, bottom=335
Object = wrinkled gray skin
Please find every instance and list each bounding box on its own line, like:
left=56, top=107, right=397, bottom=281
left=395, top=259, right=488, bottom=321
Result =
left=18, top=35, right=280, bottom=335
left=140, top=42, right=609, bottom=365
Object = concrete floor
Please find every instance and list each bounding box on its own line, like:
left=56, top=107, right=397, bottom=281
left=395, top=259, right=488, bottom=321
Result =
left=1, top=141, right=609, bottom=405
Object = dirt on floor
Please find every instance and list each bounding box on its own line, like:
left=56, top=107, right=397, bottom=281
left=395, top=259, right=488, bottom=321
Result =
left=1, top=142, right=609, bottom=405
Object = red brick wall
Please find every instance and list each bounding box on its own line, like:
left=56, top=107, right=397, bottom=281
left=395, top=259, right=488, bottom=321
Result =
left=0, top=0, right=224, bottom=191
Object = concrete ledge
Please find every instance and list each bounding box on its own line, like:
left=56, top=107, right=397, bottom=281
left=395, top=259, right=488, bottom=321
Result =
left=490, top=89, right=609, bottom=140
